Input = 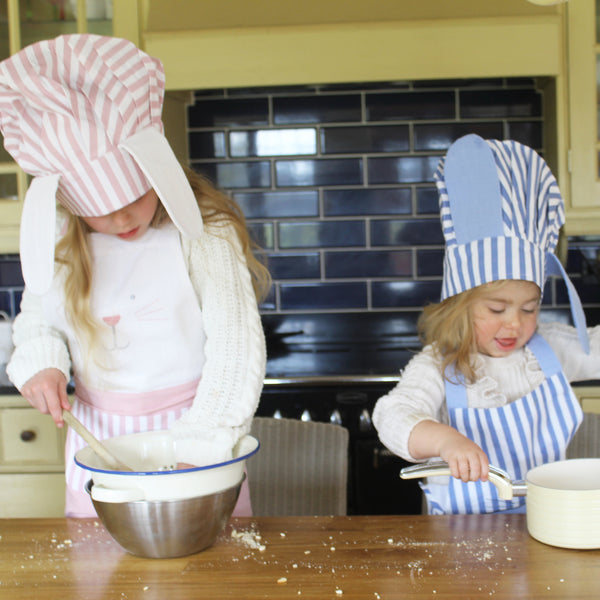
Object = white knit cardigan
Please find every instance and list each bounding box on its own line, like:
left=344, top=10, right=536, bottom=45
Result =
left=372, top=321, right=600, bottom=463
left=7, top=222, right=266, bottom=466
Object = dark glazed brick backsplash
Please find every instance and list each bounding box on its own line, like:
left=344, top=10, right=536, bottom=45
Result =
left=184, top=78, right=600, bottom=320
left=3, top=79, right=600, bottom=325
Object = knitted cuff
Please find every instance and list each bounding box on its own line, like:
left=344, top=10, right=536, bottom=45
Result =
left=6, top=336, right=71, bottom=390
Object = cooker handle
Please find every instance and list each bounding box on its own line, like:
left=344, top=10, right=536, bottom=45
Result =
left=400, top=460, right=526, bottom=500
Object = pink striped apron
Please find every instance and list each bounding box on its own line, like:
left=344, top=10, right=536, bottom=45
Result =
left=42, top=223, right=251, bottom=517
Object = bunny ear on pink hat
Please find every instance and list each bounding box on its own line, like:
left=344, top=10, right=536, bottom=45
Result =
left=0, top=34, right=203, bottom=295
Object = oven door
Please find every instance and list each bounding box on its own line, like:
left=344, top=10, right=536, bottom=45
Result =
left=353, top=438, right=423, bottom=515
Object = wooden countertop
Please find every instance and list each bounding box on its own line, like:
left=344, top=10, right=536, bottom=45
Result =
left=0, top=514, right=597, bottom=599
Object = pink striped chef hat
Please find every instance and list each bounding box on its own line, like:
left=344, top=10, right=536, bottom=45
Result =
left=0, top=34, right=203, bottom=295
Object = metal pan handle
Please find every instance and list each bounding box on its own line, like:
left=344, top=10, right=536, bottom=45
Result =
left=400, top=460, right=527, bottom=500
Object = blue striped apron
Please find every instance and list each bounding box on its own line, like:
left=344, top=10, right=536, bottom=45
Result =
left=421, top=333, right=583, bottom=515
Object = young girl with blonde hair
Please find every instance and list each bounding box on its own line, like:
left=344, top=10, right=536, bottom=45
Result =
left=373, top=134, right=600, bottom=515
left=1, top=34, right=269, bottom=517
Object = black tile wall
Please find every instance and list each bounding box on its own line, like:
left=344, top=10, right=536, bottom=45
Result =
left=187, top=97, right=269, bottom=127
left=280, top=282, right=367, bottom=311
left=0, top=255, right=23, bottom=317
left=413, top=122, right=503, bottom=151
left=278, top=221, right=365, bottom=249
left=325, top=251, right=412, bottom=279
left=199, top=161, right=271, bottom=189
left=186, top=78, right=598, bottom=319
left=275, top=158, right=363, bottom=187
left=367, top=156, right=443, bottom=185
left=370, top=219, right=445, bottom=246
left=459, top=89, right=543, bottom=119
left=366, top=90, right=455, bottom=121
left=189, top=78, right=600, bottom=324
left=2, top=79, right=600, bottom=327
left=323, top=189, right=411, bottom=216
left=272, top=95, right=362, bottom=125
left=321, top=125, right=410, bottom=154
left=236, top=191, right=319, bottom=218
left=230, top=128, right=317, bottom=157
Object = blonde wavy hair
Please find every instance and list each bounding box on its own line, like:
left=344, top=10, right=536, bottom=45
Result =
left=54, top=167, right=271, bottom=366
left=418, top=280, right=530, bottom=384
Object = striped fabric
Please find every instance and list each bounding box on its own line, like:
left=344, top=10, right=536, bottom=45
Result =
left=448, top=373, right=580, bottom=514
left=422, top=333, right=583, bottom=515
left=65, top=396, right=190, bottom=502
left=0, top=34, right=164, bottom=217
left=434, top=135, right=564, bottom=300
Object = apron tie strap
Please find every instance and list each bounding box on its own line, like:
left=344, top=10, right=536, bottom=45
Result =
left=73, top=377, right=200, bottom=416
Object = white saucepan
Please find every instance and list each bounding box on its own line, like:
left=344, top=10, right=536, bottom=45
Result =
left=400, top=458, right=600, bottom=549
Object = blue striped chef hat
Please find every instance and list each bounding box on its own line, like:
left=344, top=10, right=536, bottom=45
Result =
left=434, top=134, right=589, bottom=352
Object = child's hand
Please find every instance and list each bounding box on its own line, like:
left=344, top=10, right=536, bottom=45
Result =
left=408, top=420, right=489, bottom=482
left=20, top=368, right=70, bottom=427
left=438, top=431, right=490, bottom=483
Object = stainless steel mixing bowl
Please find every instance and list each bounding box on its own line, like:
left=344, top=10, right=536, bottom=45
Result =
left=85, top=477, right=243, bottom=558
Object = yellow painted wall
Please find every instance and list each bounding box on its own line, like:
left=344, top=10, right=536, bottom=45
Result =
left=141, top=0, right=558, bottom=31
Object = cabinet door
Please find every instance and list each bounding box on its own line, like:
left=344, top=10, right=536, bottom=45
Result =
left=0, top=473, right=65, bottom=517
left=566, top=0, right=600, bottom=233
left=0, top=408, right=64, bottom=465
left=580, top=397, right=600, bottom=414
left=573, top=386, right=600, bottom=414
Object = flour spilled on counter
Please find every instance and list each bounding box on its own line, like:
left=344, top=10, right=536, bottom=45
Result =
left=231, top=527, right=267, bottom=551
left=223, top=523, right=572, bottom=599
left=0, top=520, right=116, bottom=590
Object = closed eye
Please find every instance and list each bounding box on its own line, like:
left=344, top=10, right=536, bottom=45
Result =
left=487, top=305, right=505, bottom=314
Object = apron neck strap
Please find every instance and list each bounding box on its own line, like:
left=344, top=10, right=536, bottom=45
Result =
left=444, top=333, right=561, bottom=410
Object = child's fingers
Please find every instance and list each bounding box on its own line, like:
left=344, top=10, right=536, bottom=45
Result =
left=47, top=396, right=66, bottom=427
left=478, top=456, right=490, bottom=481
left=456, top=459, right=472, bottom=482
left=466, top=458, right=482, bottom=482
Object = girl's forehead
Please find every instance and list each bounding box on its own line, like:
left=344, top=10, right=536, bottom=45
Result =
left=479, top=280, right=541, bottom=300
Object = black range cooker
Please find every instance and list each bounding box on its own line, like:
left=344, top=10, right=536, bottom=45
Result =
left=259, top=312, right=424, bottom=515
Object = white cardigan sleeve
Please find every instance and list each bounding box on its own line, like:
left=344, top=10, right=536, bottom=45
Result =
left=538, top=321, right=600, bottom=382
left=6, top=286, right=71, bottom=390
left=169, top=224, right=266, bottom=466
left=372, top=346, right=446, bottom=462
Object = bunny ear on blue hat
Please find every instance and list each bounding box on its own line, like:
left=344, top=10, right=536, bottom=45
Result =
left=443, top=133, right=504, bottom=243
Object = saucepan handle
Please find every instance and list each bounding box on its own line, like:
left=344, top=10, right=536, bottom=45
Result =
left=400, top=460, right=527, bottom=500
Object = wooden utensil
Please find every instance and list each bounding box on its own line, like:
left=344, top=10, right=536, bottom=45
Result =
left=62, top=410, right=134, bottom=471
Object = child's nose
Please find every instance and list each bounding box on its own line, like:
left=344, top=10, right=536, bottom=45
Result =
left=112, top=207, right=131, bottom=225
left=505, top=312, right=522, bottom=330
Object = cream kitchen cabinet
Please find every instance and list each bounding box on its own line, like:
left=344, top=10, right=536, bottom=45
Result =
left=573, top=385, right=600, bottom=415
left=564, top=0, right=600, bottom=234
left=0, top=394, right=66, bottom=517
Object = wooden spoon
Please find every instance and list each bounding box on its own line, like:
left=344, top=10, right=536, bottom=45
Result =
left=62, top=410, right=134, bottom=472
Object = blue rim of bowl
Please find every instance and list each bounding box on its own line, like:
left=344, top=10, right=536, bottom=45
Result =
left=74, top=437, right=261, bottom=476
left=84, top=472, right=248, bottom=502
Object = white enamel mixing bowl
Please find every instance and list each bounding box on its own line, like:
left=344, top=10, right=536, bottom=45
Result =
left=75, top=431, right=259, bottom=502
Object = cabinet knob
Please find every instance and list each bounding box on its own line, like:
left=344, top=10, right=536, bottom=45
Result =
left=20, top=430, right=36, bottom=442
